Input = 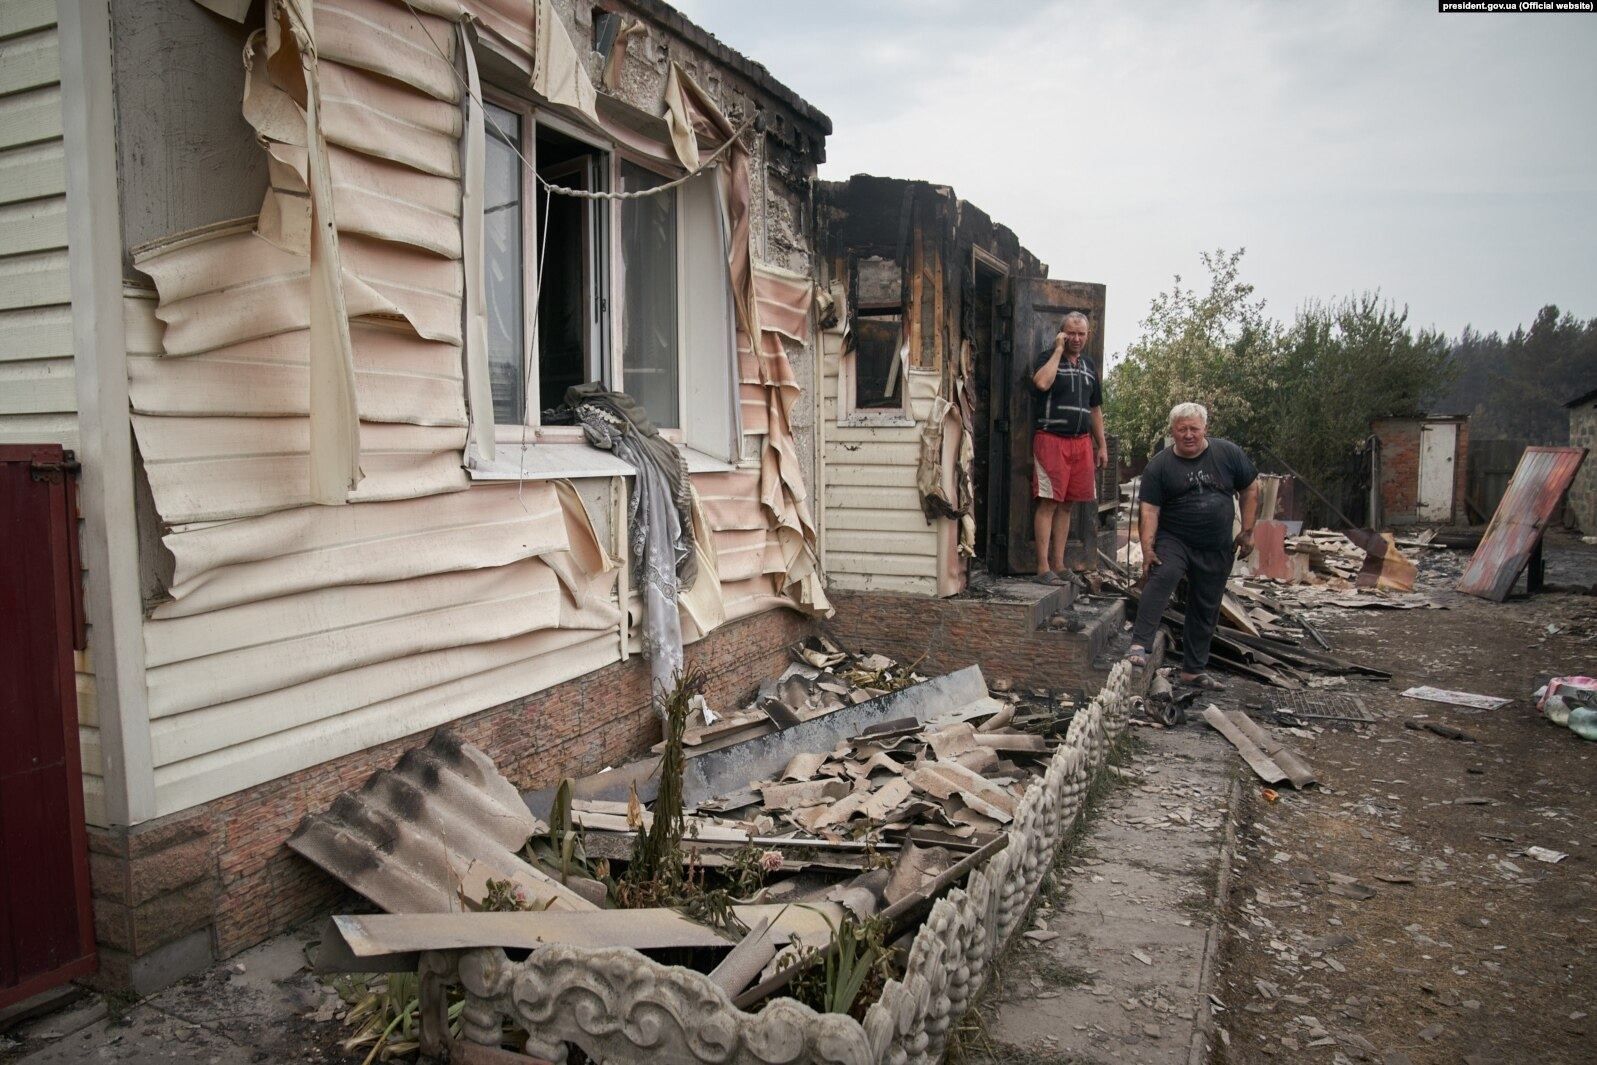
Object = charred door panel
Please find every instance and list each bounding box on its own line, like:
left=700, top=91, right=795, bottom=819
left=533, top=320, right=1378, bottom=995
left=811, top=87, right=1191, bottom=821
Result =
left=997, top=279, right=1107, bottom=574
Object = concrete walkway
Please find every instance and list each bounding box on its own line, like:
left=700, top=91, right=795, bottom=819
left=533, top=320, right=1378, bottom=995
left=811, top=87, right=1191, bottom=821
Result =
left=960, top=724, right=1236, bottom=1064
left=3, top=925, right=344, bottom=1064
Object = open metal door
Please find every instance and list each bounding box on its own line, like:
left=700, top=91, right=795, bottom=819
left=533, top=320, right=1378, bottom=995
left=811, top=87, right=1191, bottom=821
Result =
left=988, top=278, right=1107, bottom=574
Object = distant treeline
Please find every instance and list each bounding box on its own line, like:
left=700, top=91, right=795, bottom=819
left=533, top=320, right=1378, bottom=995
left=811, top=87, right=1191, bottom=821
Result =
left=1429, top=306, right=1597, bottom=444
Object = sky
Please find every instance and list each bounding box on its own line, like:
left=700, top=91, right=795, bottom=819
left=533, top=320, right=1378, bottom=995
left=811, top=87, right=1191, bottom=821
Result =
left=671, top=0, right=1597, bottom=365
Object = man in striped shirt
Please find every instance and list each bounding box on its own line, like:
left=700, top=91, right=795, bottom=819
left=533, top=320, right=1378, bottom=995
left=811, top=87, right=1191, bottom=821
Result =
left=1030, top=312, right=1107, bottom=584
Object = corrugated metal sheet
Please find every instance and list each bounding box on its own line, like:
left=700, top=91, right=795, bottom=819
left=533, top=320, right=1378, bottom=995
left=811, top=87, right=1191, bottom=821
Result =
left=1458, top=446, right=1587, bottom=601
left=287, top=728, right=596, bottom=915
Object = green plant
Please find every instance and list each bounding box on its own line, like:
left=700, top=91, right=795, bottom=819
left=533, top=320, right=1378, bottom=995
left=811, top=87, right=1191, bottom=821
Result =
left=787, top=910, right=899, bottom=1018
left=334, top=973, right=464, bottom=1065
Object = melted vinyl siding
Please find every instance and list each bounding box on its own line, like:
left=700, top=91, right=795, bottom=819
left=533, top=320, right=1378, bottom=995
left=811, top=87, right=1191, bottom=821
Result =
left=819, top=324, right=937, bottom=595
left=0, top=10, right=102, bottom=820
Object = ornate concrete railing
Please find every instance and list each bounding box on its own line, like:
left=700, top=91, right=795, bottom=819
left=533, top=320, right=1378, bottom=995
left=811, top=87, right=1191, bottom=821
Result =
left=419, top=661, right=1135, bottom=1064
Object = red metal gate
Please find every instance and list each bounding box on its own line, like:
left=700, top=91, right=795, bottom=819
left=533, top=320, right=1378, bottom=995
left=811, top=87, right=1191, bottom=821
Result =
left=0, top=444, right=96, bottom=1006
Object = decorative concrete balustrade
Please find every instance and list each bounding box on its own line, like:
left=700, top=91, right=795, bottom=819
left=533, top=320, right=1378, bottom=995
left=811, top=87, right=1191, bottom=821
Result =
left=418, top=661, right=1136, bottom=1064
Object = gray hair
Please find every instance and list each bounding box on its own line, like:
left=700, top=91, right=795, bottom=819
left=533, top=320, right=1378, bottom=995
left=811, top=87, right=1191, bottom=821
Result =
left=1168, top=402, right=1208, bottom=428
left=1061, top=311, right=1091, bottom=330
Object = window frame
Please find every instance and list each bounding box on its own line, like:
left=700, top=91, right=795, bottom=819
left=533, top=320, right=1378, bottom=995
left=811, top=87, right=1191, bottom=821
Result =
left=481, top=91, right=615, bottom=444
left=612, top=149, right=688, bottom=441
left=839, top=250, right=915, bottom=427
left=471, top=86, right=741, bottom=472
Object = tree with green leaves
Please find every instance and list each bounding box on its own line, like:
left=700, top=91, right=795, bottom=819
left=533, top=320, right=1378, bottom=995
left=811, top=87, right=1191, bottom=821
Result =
left=1106, top=248, right=1281, bottom=460
left=1108, top=251, right=1456, bottom=523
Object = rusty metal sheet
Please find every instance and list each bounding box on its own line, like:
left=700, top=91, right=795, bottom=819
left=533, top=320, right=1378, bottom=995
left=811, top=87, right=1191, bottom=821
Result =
left=287, top=730, right=596, bottom=915
left=1458, top=446, right=1587, bottom=601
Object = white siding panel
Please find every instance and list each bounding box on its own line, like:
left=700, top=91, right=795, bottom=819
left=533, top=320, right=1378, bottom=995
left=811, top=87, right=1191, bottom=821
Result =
left=145, top=556, right=618, bottom=718
left=0, top=26, right=57, bottom=96
left=156, top=482, right=569, bottom=618
left=0, top=138, right=64, bottom=205
left=0, top=85, right=62, bottom=150
left=0, top=0, right=55, bottom=39
left=152, top=629, right=621, bottom=817
left=0, top=411, right=75, bottom=447
left=132, top=415, right=469, bottom=523
left=0, top=304, right=71, bottom=360
left=0, top=357, right=73, bottom=414
left=0, top=247, right=68, bottom=310
left=825, top=463, right=919, bottom=489
left=149, top=624, right=609, bottom=770
left=827, top=528, right=938, bottom=557
left=825, top=440, right=920, bottom=466
left=826, top=551, right=937, bottom=578
left=827, top=572, right=937, bottom=596
left=0, top=194, right=66, bottom=255
left=825, top=484, right=923, bottom=512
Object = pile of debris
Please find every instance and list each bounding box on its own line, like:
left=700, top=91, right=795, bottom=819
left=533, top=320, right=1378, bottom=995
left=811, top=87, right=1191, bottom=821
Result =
left=292, top=644, right=1101, bottom=1041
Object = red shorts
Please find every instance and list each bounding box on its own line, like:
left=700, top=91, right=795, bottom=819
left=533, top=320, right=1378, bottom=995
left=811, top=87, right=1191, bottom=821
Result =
left=1032, top=431, right=1096, bottom=503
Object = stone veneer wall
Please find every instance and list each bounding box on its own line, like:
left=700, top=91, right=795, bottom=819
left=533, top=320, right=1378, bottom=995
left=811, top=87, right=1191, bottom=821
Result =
left=85, top=608, right=816, bottom=993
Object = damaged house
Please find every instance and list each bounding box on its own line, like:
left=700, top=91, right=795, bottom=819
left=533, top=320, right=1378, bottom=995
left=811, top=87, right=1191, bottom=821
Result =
left=2, top=0, right=1132, bottom=1032
left=813, top=175, right=1111, bottom=596
left=2, top=0, right=834, bottom=996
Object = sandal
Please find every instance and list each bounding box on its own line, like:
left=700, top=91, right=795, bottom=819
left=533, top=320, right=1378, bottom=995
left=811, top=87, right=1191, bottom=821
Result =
left=1179, top=673, right=1226, bottom=691
left=1126, top=644, right=1149, bottom=668
left=1033, top=571, right=1069, bottom=586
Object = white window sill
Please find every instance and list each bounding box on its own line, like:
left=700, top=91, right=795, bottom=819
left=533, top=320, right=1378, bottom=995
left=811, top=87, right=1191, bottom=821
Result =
left=466, top=441, right=737, bottom=481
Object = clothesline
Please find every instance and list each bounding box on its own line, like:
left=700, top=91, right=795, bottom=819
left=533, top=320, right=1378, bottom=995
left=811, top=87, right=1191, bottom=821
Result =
left=398, top=0, right=755, bottom=201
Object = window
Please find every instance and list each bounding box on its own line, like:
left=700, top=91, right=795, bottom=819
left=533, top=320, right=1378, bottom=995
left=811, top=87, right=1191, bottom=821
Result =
left=844, top=253, right=910, bottom=420
left=483, top=101, right=527, bottom=424
left=475, top=90, right=740, bottom=466
left=619, top=161, right=679, bottom=429
left=482, top=101, right=609, bottom=427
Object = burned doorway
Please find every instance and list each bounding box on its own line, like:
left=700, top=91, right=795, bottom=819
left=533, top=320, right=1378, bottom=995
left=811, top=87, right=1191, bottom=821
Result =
left=968, top=249, right=1006, bottom=567
left=987, top=278, right=1108, bottom=575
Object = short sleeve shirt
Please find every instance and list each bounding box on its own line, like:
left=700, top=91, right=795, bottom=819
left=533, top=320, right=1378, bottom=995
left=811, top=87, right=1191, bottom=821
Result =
left=1031, top=348, right=1102, bottom=436
left=1140, top=438, right=1258, bottom=552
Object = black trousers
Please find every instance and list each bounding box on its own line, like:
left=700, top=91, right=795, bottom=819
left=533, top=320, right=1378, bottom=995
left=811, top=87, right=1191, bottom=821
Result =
left=1130, top=535, right=1232, bottom=674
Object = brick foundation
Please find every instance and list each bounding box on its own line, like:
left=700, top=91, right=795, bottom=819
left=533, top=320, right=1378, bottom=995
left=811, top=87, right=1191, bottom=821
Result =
left=84, top=607, right=815, bottom=994
left=825, top=589, right=1114, bottom=696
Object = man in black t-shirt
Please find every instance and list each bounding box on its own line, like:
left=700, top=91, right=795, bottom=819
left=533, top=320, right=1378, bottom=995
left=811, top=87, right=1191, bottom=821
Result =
left=1126, top=402, right=1259, bottom=688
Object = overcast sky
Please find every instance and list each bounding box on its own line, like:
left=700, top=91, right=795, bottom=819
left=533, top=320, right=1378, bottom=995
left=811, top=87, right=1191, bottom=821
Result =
left=673, top=0, right=1597, bottom=364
